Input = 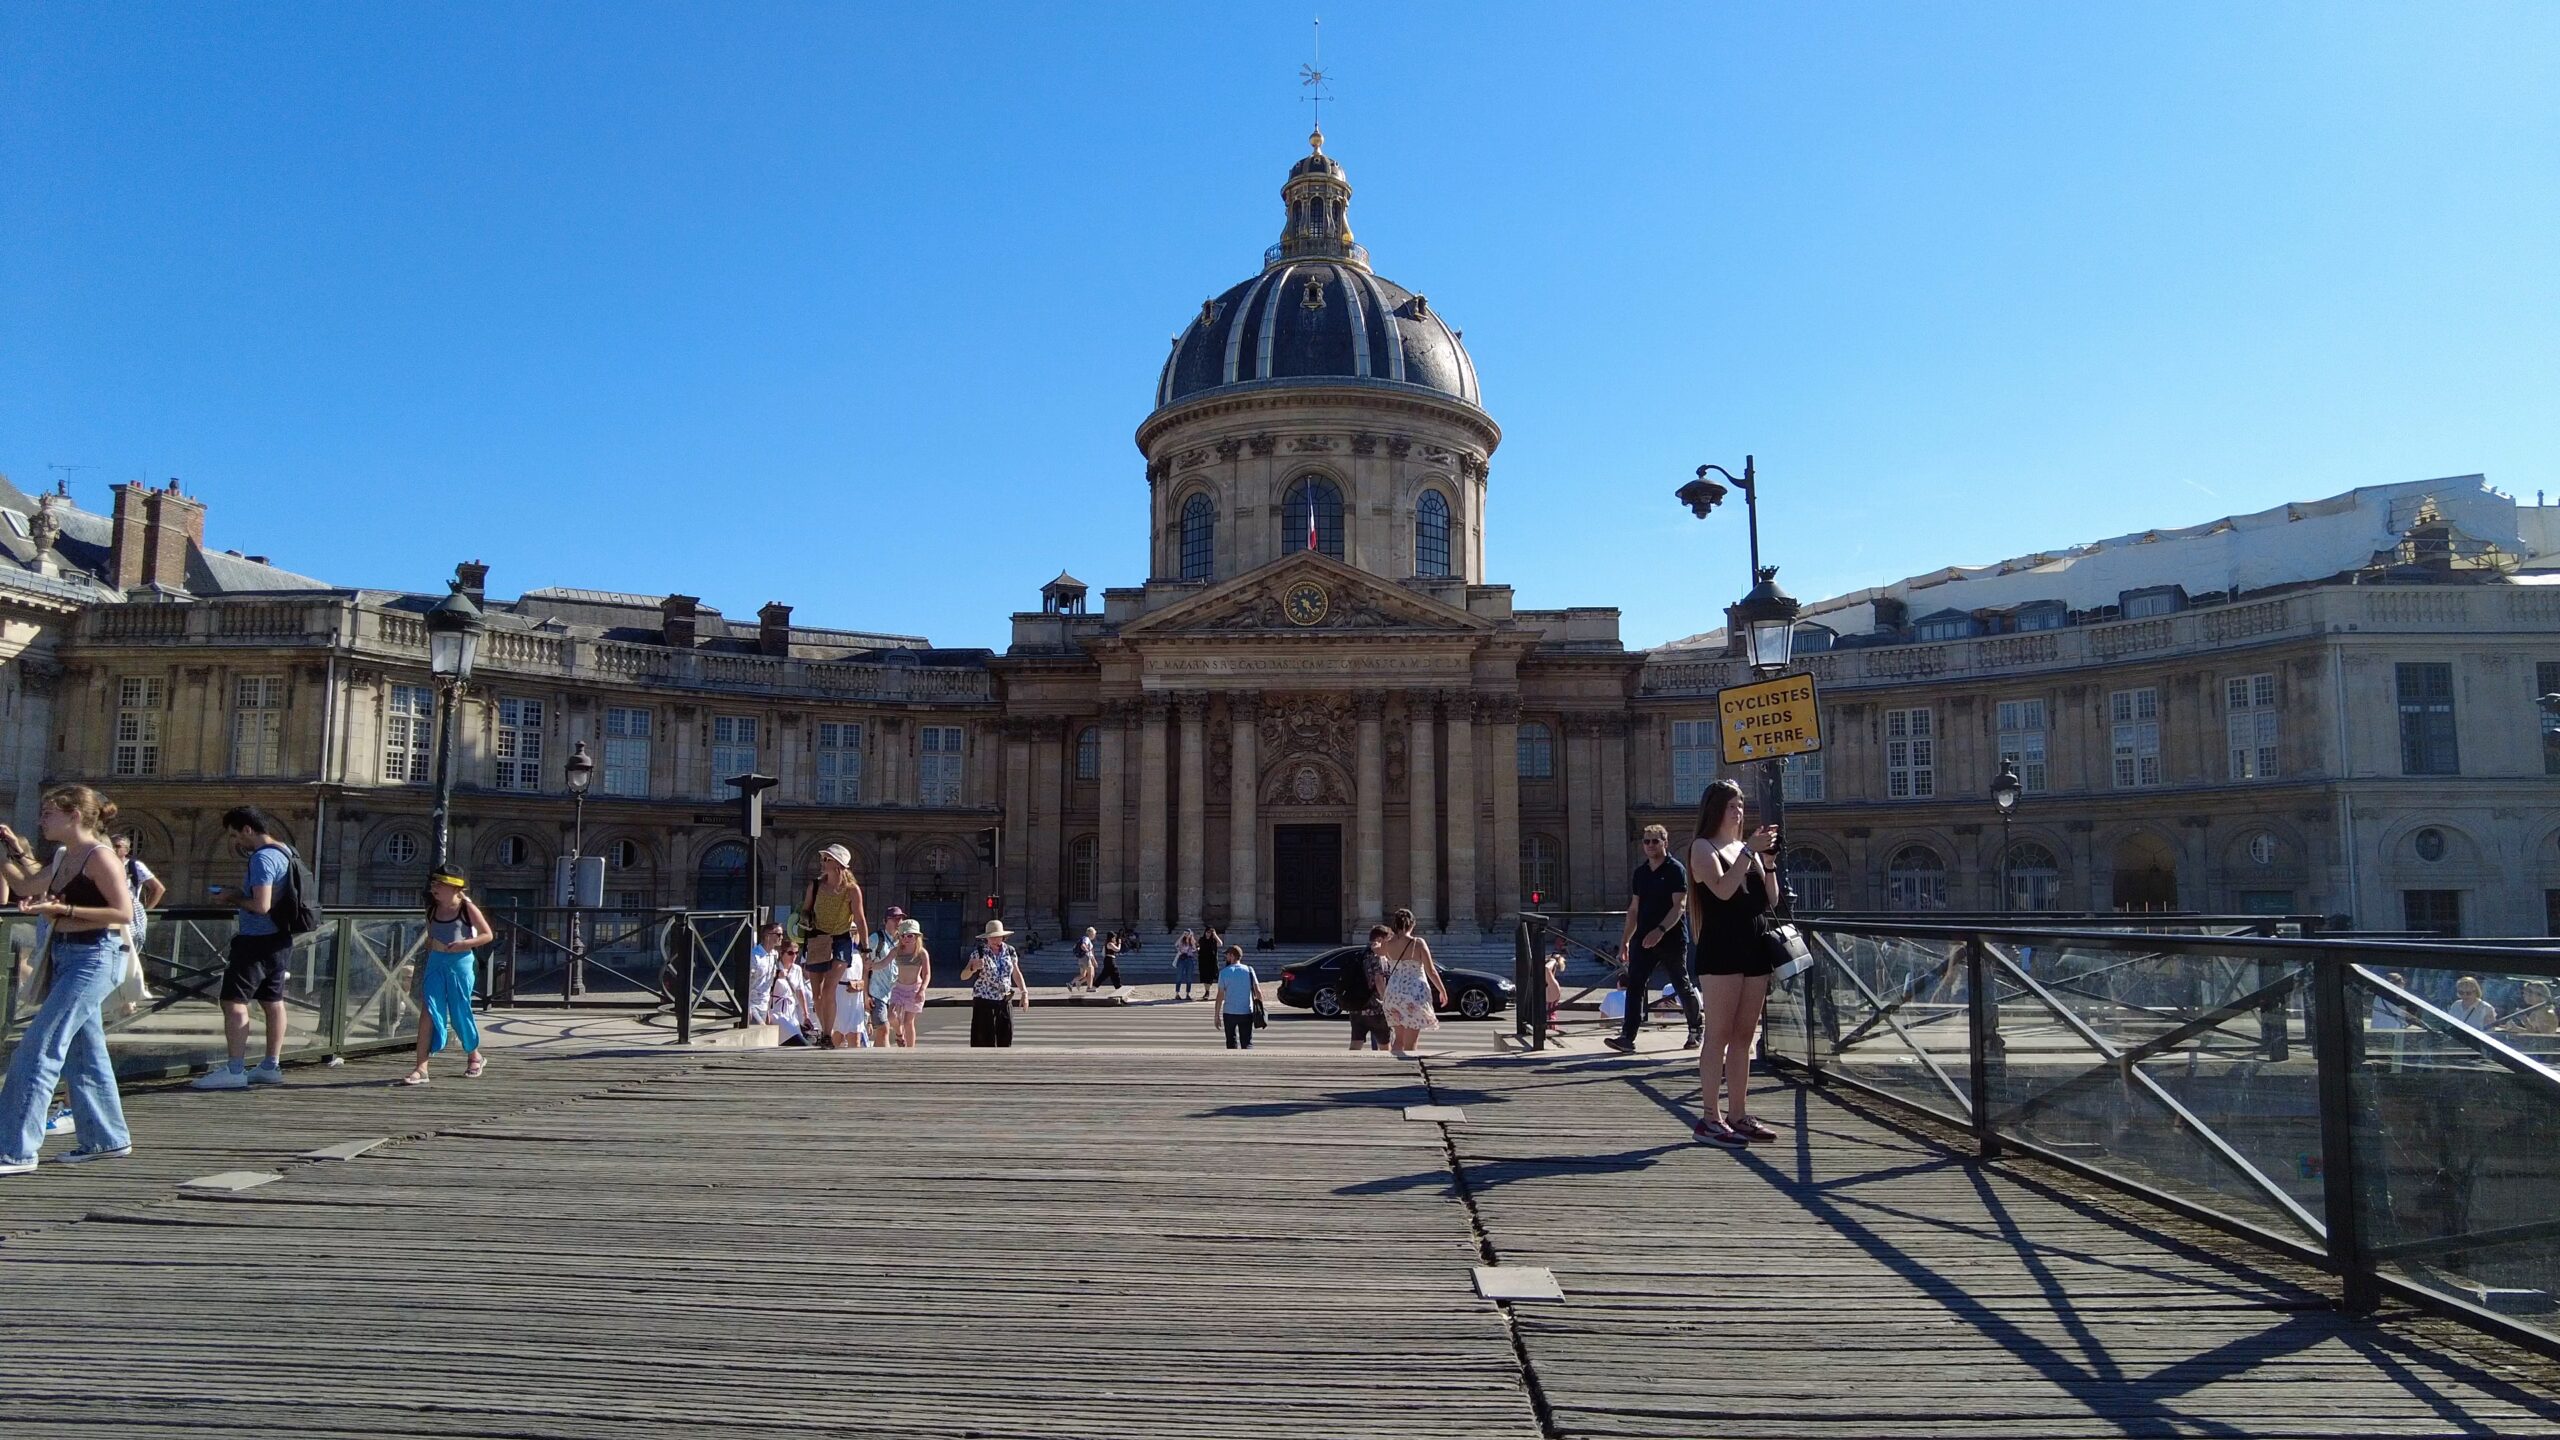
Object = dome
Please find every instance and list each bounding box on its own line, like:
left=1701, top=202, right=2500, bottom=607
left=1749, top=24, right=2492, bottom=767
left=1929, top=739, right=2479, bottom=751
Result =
left=1152, top=140, right=1482, bottom=414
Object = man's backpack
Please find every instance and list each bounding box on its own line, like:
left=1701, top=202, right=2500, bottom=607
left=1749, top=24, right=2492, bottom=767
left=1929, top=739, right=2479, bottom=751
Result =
left=263, top=844, right=324, bottom=937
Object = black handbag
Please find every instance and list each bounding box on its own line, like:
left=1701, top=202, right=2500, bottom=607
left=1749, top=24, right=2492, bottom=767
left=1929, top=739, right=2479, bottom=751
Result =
left=1759, top=920, right=1814, bottom=982
left=1251, top=996, right=1269, bottom=1030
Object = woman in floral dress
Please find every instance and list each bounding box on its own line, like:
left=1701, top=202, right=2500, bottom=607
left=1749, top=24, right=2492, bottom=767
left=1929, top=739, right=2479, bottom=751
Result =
left=1378, top=907, right=1448, bottom=1059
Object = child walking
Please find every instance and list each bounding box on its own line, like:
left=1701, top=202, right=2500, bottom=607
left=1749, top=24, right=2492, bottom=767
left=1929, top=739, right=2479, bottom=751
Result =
left=399, top=871, right=493, bottom=1086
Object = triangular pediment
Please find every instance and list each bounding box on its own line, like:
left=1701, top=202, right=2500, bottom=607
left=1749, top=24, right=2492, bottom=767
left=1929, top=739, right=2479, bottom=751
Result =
left=1120, top=551, right=1495, bottom=638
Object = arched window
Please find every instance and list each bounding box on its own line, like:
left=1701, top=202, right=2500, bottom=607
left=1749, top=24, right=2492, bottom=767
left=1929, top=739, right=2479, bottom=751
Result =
left=1179, top=492, right=1216, bottom=581
left=1785, top=849, right=1835, bottom=912
left=1885, top=845, right=1947, bottom=912
left=1415, top=489, right=1451, bottom=577
left=1520, top=833, right=1563, bottom=906
left=1075, top=726, right=1100, bottom=781
left=493, top=835, right=533, bottom=868
left=1517, top=722, right=1555, bottom=780
left=610, top=838, right=643, bottom=870
left=2003, top=842, right=2062, bottom=912
left=1280, top=475, right=1344, bottom=559
left=1069, top=834, right=1099, bottom=904
left=695, top=840, right=750, bottom=910
left=380, top=833, right=420, bottom=866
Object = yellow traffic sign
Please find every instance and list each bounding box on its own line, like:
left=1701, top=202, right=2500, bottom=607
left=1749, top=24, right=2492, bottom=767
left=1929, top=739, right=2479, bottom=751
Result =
left=1717, top=672, right=1823, bottom=765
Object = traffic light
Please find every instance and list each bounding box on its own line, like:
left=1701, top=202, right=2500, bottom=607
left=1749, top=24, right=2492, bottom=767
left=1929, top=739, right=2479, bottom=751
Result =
left=984, top=894, right=999, bottom=910
left=1528, top=890, right=1545, bottom=907
left=974, top=825, right=1000, bottom=870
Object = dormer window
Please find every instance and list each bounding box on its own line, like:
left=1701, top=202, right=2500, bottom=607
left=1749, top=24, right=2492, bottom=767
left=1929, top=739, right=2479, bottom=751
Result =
left=2121, top=586, right=2186, bottom=619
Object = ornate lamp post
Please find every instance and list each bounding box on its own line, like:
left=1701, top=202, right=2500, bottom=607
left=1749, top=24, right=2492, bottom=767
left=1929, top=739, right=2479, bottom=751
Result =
left=422, top=583, right=485, bottom=876
left=1679, top=456, right=1801, bottom=909
left=563, top=741, right=595, bottom=999
left=1991, top=761, right=2023, bottom=913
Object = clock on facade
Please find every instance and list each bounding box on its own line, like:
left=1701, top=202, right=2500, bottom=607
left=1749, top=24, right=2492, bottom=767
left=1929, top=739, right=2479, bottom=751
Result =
left=1283, top=581, right=1330, bottom=626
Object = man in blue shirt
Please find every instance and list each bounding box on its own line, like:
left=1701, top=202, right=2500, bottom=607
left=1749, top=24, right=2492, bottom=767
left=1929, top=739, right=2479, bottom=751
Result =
left=1214, top=946, right=1263, bottom=1050
left=192, top=807, right=294, bottom=1090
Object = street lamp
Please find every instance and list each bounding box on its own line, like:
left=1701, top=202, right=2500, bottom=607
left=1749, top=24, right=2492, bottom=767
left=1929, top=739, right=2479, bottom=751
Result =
left=1991, top=761, right=2022, bottom=913
left=563, top=741, right=595, bottom=1000
left=422, top=582, right=485, bottom=875
left=1680, top=454, right=1801, bottom=912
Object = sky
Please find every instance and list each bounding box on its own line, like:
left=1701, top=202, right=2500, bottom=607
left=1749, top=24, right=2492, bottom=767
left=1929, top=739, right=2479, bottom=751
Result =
left=4, top=3, right=2555, bottom=651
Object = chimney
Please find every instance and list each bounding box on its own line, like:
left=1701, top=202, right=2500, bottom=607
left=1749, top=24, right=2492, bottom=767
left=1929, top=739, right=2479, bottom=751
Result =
left=757, top=601, right=793, bottom=657
left=660, top=593, right=700, bottom=649
left=455, top=559, right=489, bottom=607
left=109, top=482, right=151, bottom=591
left=140, top=479, right=206, bottom=591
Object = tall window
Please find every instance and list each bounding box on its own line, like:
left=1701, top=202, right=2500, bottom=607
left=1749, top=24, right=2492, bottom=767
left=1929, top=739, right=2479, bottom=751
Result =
left=1520, top=833, right=1562, bottom=904
left=1517, top=722, right=1555, bottom=780
left=2110, top=687, right=2162, bottom=789
left=2541, top=662, right=2560, bottom=776
left=695, top=840, right=750, bottom=910
left=2402, top=889, right=2462, bottom=938
left=2396, top=663, right=2458, bottom=775
left=232, top=676, right=284, bottom=778
left=1884, top=707, right=1934, bottom=799
left=1885, top=845, right=1947, bottom=911
left=1069, top=834, right=1099, bottom=903
left=1786, top=849, right=1835, bottom=911
left=1179, top=492, right=1216, bottom=581
left=1280, top=475, right=1344, bottom=559
left=918, top=725, right=966, bottom=806
left=1670, top=720, right=1718, bottom=807
left=494, top=698, right=544, bottom=791
left=1782, top=750, right=1826, bottom=803
left=710, top=715, right=759, bottom=779
left=2226, top=673, right=2279, bottom=780
left=602, top=706, right=651, bottom=797
left=384, top=684, right=434, bottom=784
left=1415, top=489, right=1451, bottom=577
left=815, top=722, right=862, bottom=804
left=1995, top=698, right=2048, bottom=795
left=1074, top=725, right=1100, bottom=781
left=2004, top=842, right=2063, bottom=912
left=113, top=676, right=164, bottom=777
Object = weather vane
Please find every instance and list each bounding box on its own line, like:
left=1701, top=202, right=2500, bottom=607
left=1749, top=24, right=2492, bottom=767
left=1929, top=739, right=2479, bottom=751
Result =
left=1299, top=17, right=1330, bottom=144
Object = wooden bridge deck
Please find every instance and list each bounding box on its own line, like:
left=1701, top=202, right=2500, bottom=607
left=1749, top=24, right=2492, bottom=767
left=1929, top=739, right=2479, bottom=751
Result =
left=2, top=1006, right=2553, bottom=1437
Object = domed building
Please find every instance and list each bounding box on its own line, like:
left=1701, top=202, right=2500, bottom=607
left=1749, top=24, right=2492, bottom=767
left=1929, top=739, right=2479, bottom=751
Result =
left=994, top=133, right=1637, bottom=949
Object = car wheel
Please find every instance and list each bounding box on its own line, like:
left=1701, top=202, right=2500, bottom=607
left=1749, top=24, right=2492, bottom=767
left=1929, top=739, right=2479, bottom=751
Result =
left=1311, top=986, right=1343, bottom=1018
left=1456, top=987, right=1493, bottom=1021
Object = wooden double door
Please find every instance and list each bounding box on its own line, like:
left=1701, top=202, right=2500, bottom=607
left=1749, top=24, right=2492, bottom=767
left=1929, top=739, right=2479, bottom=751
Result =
left=1272, top=824, right=1343, bottom=945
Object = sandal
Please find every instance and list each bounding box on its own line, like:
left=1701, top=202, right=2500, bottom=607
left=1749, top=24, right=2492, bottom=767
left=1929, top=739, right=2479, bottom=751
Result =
left=395, top=1069, right=431, bottom=1087
left=463, top=1057, right=487, bottom=1079
left=1728, top=1116, right=1779, bottom=1143
left=1692, top=1117, right=1745, bottom=1147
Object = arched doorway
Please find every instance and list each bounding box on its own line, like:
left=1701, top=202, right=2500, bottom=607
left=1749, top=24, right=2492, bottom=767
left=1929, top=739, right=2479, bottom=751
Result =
left=694, top=840, right=751, bottom=911
left=2111, top=833, right=2179, bottom=912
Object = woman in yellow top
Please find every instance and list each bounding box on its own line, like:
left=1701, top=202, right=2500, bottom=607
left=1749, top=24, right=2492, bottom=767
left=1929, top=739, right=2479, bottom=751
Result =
left=800, top=844, right=868, bottom=1049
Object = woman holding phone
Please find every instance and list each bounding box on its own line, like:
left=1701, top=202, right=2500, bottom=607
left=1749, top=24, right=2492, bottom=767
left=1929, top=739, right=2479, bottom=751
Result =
left=1687, top=778, right=1781, bottom=1148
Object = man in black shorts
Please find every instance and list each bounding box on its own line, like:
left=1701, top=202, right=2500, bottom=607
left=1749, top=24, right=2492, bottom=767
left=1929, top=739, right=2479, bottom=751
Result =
left=1606, top=824, right=1701, bottom=1053
left=193, top=807, right=296, bottom=1090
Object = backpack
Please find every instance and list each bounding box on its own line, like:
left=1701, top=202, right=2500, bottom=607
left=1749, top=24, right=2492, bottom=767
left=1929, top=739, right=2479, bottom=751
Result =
left=262, top=843, right=323, bottom=937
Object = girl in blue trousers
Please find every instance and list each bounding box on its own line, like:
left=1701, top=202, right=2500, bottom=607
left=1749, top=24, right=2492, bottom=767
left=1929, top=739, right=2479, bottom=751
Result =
left=398, top=871, right=494, bottom=1086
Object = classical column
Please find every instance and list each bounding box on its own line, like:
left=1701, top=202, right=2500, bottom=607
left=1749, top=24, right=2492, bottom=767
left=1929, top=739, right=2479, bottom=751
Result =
left=1096, top=702, right=1129, bottom=928
left=1176, top=691, right=1208, bottom=932
left=1562, top=715, right=1600, bottom=909
left=1228, top=694, right=1261, bottom=942
left=1599, top=713, right=1630, bottom=899
left=1406, top=693, right=1438, bottom=930
left=1488, top=696, right=1521, bottom=924
left=1354, top=691, right=1386, bottom=927
left=1001, top=720, right=1034, bottom=916
left=1444, top=692, right=1479, bottom=937
left=1137, top=695, right=1170, bottom=930
left=1030, top=718, right=1066, bottom=928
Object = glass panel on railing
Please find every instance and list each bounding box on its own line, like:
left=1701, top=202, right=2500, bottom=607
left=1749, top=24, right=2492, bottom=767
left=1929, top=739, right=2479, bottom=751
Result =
left=1980, top=937, right=2323, bottom=1242
left=1799, top=931, right=1971, bottom=1124
left=336, top=916, right=427, bottom=1047
left=2348, top=964, right=2560, bottom=1348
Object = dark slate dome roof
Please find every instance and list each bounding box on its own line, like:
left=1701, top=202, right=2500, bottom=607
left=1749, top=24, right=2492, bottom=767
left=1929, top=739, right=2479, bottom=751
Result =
left=1152, top=139, right=1481, bottom=413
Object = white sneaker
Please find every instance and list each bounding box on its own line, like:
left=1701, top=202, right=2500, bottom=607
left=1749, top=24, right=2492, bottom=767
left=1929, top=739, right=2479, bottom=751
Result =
left=246, top=1061, right=285, bottom=1086
left=44, top=1108, right=73, bottom=1135
left=0, top=1155, right=36, bottom=1176
left=191, top=1066, right=249, bottom=1091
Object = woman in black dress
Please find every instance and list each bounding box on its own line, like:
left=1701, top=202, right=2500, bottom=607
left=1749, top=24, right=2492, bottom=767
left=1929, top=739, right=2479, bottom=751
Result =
left=1687, top=779, right=1780, bottom=1147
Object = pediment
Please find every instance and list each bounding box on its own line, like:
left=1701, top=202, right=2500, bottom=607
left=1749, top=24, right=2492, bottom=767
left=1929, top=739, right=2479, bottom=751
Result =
left=1120, top=551, right=1495, bottom=638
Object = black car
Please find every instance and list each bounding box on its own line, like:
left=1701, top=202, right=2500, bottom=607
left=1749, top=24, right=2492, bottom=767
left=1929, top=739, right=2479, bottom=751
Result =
left=1274, top=946, right=1515, bottom=1021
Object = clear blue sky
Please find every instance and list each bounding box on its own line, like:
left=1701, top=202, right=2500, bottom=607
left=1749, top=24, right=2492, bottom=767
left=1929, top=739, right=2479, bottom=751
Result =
left=5, top=3, right=2554, bottom=651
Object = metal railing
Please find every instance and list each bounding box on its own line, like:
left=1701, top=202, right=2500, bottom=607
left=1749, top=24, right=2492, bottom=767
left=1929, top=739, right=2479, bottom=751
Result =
left=478, top=905, right=753, bottom=1040
left=1760, top=918, right=2560, bottom=1359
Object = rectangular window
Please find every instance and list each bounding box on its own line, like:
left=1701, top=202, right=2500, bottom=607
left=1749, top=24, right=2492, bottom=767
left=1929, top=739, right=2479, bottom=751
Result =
left=1517, top=723, right=1555, bottom=780
left=1994, top=698, right=2049, bottom=795
left=1781, top=750, right=1825, bottom=803
left=494, top=697, right=545, bottom=792
left=1884, top=707, right=1934, bottom=800
left=2538, top=662, right=2560, bottom=777
left=1669, top=720, right=1718, bottom=807
left=2225, top=672, right=2279, bottom=780
left=2110, top=687, right=2161, bottom=789
left=710, top=714, right=759, bottom=781
left=815, top=721, right=863, bottom=805
left=918, top=725, right=965, bottom=806
left=383, top=683, right=434, bottom=784
left=1069, top=836, right=1099, bottom=904
left=113, top=676, right=164, bottom=777
left=602, top=706, right=651, bottom=797
left=2401, top=889, right=2462, bottom=938
left=231, top=675, right=285, bottom=778
left=2395, top=662, right=2458, bottom=776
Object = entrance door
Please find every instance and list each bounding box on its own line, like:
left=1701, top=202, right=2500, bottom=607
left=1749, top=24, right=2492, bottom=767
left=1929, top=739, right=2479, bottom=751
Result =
left=1272, top=824, right=1343, bottom=945
left=909, top=894, right=966, bottom=967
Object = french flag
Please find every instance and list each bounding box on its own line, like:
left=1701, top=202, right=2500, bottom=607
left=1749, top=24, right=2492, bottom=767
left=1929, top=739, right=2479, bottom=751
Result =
left=1306, top=500, right=1319, bottom=552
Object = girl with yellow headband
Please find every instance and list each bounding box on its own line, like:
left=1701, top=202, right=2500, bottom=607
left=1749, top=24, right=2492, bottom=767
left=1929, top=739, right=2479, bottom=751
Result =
left=398, top=871, right=493, bottom=1085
